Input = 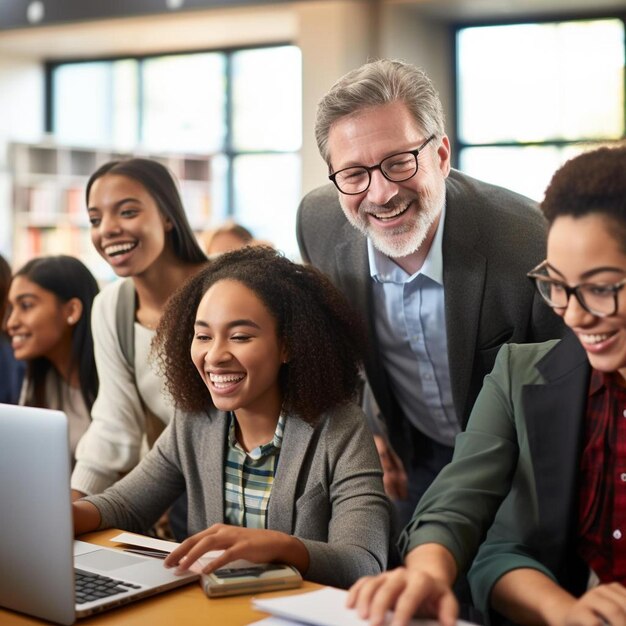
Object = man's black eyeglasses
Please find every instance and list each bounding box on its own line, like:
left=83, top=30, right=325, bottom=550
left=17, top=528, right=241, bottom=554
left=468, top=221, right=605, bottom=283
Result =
left=329, top=135, right=436, bottom=195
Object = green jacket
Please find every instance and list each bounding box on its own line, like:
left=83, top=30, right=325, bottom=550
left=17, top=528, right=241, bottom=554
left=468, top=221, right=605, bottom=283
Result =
left=399, top=331, right=591, bottom=623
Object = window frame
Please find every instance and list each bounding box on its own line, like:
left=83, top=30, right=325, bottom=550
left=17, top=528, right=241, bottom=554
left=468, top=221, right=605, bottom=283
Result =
left=451, top=12, right=626, bottom=172
left=44, top=41, right=301, bottom=217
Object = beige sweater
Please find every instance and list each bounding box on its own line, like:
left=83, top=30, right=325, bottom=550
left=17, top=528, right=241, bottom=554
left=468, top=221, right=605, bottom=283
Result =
left=71, top=279, right=174, bottom=495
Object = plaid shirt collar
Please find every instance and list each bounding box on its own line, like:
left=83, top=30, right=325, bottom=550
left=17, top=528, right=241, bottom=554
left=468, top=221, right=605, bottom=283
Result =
left=588, top=369, right=626, bottom=397
left=227, top=411, right=285, bottom=461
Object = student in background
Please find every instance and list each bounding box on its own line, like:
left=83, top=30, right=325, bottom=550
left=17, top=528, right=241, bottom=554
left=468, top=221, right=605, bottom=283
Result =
left=6, top=255, right=98, bottom=461
left=348, top=146, right=626, bottom=626
left=71, top=158, right=207, bottom=540
left=0, top=253, right=25, bottom=404
left=73, top=246, right=390, bottom=588
left=202, top=220, right=255, bottom=258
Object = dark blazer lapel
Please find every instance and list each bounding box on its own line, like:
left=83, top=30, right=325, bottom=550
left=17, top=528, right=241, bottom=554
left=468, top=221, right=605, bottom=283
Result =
left=335, top=227, right=395, bottom=420
left=267, top=417, right=316, bottom=534
left=523, top=333, right=589, bottom=565
left=442, top=175, right=486, bottom=422
left=334, top=224, right=370, bottom=316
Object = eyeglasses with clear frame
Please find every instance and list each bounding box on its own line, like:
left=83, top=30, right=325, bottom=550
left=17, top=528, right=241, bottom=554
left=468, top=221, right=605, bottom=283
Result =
left=328, top=135, right=436, bottom=195
left=527, top=260, right=626, bottom=317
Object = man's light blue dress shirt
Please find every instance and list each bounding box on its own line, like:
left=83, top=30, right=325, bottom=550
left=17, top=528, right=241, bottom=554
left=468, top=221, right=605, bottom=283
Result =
left=367, top=206, right=459, bottom=446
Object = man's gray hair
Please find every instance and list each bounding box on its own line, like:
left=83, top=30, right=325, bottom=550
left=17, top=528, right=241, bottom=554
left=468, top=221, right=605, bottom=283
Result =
left=315, top=59, right=446, bottom=165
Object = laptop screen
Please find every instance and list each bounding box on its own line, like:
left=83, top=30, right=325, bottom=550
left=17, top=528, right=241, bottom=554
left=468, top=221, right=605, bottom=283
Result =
left=0, top=403, right=76, bottom=625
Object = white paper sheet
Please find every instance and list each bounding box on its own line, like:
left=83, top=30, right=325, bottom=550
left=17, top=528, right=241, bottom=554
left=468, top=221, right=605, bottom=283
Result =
left=253, top=587, right=477, bottom=626
left=112, top=532, right=184, bottom=554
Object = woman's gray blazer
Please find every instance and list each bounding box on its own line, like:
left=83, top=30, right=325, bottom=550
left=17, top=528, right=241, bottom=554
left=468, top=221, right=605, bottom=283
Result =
left=86, top=403, right=391, bottom=588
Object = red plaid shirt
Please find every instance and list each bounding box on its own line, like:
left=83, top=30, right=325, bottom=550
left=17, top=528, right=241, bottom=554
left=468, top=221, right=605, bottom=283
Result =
left=578, top=369, right=626, bottom=584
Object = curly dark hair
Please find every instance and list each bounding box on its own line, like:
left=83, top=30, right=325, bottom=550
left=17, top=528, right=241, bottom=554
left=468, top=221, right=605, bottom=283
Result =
left=541, top=145, right=626, bottom=247
left=153, top=246, right=367, bottom=423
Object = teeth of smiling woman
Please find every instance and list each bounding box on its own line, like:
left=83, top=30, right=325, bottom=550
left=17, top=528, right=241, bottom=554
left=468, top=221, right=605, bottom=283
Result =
left=105, top=242, right=136, bottom=256
left=580, top=333, right=613, bottom=344
left=210, top=374, right=245, bottom=386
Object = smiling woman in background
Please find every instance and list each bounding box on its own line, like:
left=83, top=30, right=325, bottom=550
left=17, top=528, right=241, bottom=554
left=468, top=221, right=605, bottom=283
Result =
left=70, top=158, right=207, bottom=540
left=6, top=255, right=99, bottom=461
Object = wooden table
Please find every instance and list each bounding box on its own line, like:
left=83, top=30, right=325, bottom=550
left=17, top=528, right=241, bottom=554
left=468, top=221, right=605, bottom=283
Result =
left=0, top=529, right=322, bottom=625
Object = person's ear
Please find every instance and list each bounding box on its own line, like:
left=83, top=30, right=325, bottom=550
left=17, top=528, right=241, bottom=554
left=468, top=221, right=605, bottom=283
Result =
left=280, top=342, right=290, bottom=365
left=163, top=216, right=174, bottom=232
left=437, top=134, right=451, bottom=177
left=64, top=298, right=83, bottom=326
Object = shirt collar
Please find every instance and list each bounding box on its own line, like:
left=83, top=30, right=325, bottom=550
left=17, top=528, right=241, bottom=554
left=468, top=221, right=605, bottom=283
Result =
left=367, top=202, right=446, bottom=285
left=227, top=412, right=286, bottom=460
left=588, top=369, right=626, bottom=396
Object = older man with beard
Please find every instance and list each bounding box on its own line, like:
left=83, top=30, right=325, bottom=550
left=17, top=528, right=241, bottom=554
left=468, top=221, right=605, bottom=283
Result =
left=296, top=59, right=564, bottom=532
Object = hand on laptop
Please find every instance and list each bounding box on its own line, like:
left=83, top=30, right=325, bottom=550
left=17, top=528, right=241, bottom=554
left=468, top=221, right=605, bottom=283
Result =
left=164, top=524, right=310, bottom=576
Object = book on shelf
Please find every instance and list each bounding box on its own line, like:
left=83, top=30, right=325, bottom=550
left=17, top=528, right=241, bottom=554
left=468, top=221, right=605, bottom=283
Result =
left=28, top=184, right=60, bottom=225
left=66, top=186, right=89, bottom=226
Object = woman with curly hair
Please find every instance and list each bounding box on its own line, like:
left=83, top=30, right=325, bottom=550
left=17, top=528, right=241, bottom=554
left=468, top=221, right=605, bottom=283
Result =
left=73, top=246, right=390, bottom=588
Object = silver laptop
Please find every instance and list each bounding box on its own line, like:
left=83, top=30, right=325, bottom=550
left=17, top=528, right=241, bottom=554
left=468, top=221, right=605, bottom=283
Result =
left=0, top=403, right=198, bottom=625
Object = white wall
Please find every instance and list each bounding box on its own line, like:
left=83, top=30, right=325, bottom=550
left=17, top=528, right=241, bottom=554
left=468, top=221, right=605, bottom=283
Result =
left=379, top=5, right=453, bottom=143
left=296, top=1, right=377, bottom=192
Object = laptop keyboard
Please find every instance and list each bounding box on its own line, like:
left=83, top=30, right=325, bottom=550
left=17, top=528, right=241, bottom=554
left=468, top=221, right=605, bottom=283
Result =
left=74, top=568, right=142, bottom=604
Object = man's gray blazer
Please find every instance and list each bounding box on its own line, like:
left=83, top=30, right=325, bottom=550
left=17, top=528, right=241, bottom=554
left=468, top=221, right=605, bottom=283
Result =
left=296, top=170, right=565, bottom=463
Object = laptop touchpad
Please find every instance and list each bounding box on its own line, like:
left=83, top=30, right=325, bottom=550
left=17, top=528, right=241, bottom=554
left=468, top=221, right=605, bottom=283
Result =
left=75, top=549, right=147, bottom=571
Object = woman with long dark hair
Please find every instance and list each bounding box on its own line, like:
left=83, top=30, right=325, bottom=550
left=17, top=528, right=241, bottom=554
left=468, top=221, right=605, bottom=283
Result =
left=7, top=255, right=99, bottom=460
left=71, top=159, right=207, bottom=530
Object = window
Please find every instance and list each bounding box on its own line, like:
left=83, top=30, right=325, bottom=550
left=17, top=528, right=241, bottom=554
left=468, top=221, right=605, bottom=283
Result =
left=455, top=18, right=625, bottom=201
left=47, top=45, right=302, bottom=256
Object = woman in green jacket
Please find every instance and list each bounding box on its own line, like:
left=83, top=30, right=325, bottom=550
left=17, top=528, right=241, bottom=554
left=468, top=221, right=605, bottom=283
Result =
left=348, top=145, right=626, bottom=626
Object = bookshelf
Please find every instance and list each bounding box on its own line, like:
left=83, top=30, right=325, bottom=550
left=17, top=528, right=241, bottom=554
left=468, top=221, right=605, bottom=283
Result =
left=9, top=142, right=214, bottom=282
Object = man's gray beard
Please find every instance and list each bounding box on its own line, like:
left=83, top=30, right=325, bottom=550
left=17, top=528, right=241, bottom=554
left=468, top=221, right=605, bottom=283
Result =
left=343, top=199, right=440, bottom=259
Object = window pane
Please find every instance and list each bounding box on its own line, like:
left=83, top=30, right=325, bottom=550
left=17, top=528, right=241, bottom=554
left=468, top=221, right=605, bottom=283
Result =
left=232, top=46, right=302, bottom=151
left=206, top=154, right=229, bottom=225
left=111, top=61, right=139, bottom=150
left=141, top=53, right=226, bottom=153
left=52, top=60, right=138, bottom=148
left=457, top=19, right=625, bottom=143
left=232, top=153, right=301, bottom=258
left=459, top=144, right=605, bottom=201
left=180, top=154, right=229, bottom=230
